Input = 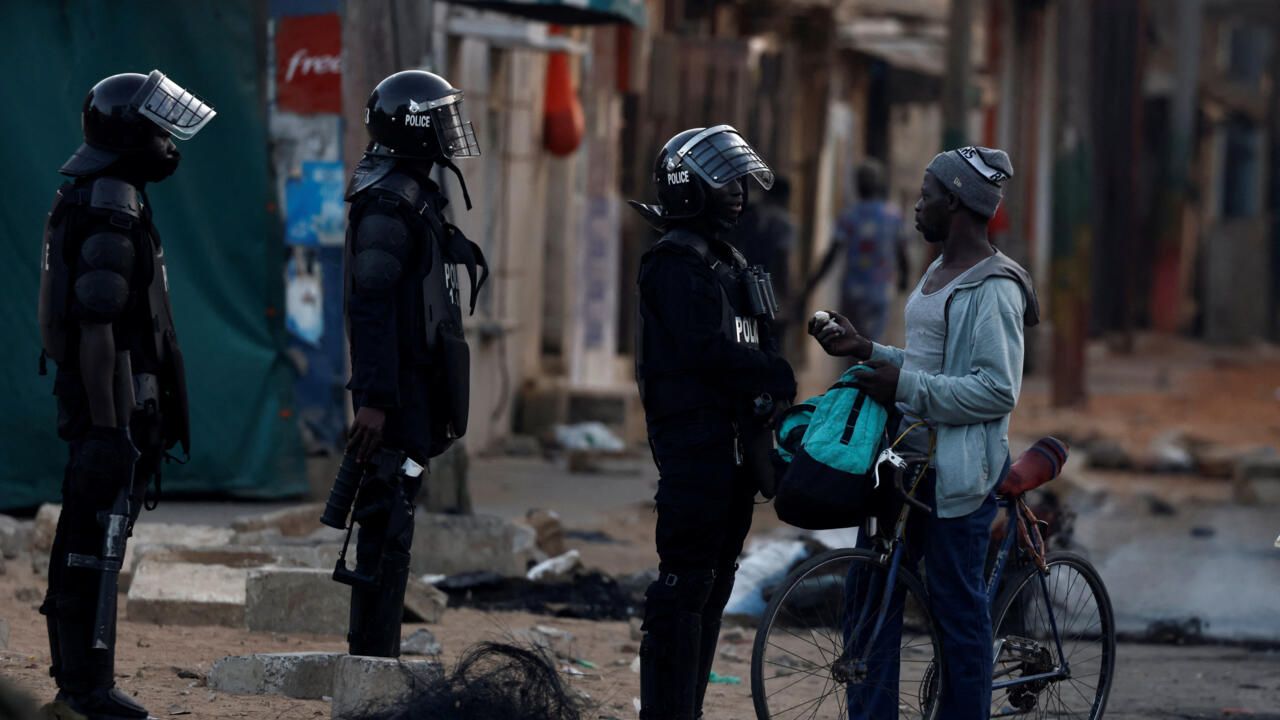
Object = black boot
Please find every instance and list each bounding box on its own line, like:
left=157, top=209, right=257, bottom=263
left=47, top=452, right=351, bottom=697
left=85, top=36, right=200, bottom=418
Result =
left=347, top=549, right=412, bottom=657
left=693, top=567, right=738, bottom=718
left=51, top=605, right=147, bottom=720
left=639, top=610, right=703, bottom=720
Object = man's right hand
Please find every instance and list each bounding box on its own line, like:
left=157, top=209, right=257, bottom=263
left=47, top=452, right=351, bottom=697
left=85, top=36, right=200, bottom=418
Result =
left=348, top=406, right=388, bottom=462
left=808, top=311, right=871, bottom=359
left=72, top=426, right=138, bottom=503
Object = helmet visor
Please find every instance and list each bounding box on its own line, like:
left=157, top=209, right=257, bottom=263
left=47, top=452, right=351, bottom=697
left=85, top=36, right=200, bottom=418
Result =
left=134, top=70, right=216, bottom=141
left=433, top=99, right=481, bottom=159
left=680, top=125, right=774, bottom=190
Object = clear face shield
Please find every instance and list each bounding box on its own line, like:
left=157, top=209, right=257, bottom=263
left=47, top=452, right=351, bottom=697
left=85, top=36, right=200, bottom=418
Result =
left=430, top=93, right=481, bottom=159
left=679, top=125, right=774, bottom=191
left=133, top=70, right=216, bottom=141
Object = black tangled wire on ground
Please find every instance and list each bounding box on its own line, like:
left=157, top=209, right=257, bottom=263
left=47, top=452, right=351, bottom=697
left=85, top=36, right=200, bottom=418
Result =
left=364, top=642, right=587, bottom=720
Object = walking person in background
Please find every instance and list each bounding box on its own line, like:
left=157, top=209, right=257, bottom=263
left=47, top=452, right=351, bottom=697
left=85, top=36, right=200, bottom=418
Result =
left=806, top=159, right=908, bottom=342
left=812, top=146, right=1039, bottom=719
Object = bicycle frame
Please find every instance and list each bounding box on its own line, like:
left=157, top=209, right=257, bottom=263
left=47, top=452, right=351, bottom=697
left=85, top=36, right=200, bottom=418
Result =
left=848, top=465, right=1073, bottom=701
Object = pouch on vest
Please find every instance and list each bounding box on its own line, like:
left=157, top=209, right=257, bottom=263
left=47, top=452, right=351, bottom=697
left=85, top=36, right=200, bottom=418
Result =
left=772, top=366, right=889, bottom=530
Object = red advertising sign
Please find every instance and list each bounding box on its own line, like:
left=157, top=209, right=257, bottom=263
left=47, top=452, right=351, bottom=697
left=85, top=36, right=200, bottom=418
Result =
left=276, top=14, right=342, bottom=114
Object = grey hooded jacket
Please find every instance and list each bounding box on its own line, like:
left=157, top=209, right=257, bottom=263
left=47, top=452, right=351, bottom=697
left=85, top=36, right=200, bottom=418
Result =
left=870, top=250, right=1040, bottom=518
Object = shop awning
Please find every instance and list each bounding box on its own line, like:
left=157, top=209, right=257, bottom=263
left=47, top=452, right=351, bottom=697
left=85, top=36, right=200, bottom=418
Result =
left=451, top=0, right=646, bottom=26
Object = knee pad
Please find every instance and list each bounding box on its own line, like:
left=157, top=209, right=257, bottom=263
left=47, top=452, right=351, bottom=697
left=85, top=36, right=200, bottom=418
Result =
left=643, top=568, right=715, bottom=629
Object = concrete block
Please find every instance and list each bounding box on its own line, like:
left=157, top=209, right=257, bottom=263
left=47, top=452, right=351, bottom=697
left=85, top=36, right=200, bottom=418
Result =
left=231, top=503, right=326, bottom=539
left=410, top=513, right=533, bottom=578
left=245, top=568, right=349, bottom=636
left=121, top=524, right=237, bottom=591
left=403, top=576, right=447, bottom=624
left=32, top=504, right=60, bottom=554
left=0, top=515, right=33, bottom=559
left=127, top=560, right=247, bottom=627
left=31, top=504, right=60, bottom=576
left=208, top=652, right=343, bottom=699
left=330, top=655, right=442, bottom=719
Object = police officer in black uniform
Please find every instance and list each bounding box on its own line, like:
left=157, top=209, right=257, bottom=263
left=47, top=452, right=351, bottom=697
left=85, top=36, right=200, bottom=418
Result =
left=630, top=126, right=796, bottom=720
left=38, top=70, right=214, bottom=719
left=335, top=70, right=488, bottom=657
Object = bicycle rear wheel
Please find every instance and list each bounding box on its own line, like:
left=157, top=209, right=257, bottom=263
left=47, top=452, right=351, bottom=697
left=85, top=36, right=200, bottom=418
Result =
left=991, top=551, right=1116, bottom=719
left=751, top=548, right=941, bottom=720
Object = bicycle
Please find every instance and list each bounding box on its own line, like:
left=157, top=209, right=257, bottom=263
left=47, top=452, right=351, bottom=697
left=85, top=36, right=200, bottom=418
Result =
left=751, top=440, right=1116, bottom=719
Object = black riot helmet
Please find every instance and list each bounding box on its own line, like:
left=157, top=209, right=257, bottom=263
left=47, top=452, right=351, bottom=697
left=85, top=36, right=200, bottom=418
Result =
left=61, top=70, right=216, bottom=177
left=628, top=125, right=774, bottom=230
left=364, top=70, right=481, bottom=161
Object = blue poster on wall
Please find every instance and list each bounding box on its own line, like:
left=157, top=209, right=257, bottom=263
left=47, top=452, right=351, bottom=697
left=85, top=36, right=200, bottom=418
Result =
left=285, top=159, right=346, bottom=247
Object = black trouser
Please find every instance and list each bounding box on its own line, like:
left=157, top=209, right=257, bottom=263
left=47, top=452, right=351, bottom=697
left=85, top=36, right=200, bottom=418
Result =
left=642, top=411, right=756, bottom=720
left=345, top=448, right=424, bottom=657
left=42, top=438, right=159, bottom=696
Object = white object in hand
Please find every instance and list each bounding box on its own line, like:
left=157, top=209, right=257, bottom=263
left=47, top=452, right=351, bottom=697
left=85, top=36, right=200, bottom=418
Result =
left=824, top=321, right=844, bottom=335
left=813, top=310, right=831, bottom=324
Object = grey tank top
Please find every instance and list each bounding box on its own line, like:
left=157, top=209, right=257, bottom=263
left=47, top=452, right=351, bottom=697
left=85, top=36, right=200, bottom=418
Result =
left=893, top=261, right=981, bottom=453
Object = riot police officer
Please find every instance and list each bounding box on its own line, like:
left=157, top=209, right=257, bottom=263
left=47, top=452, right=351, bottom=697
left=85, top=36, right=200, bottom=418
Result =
left=38, top=70, right=214, bottom=719
left=335, top=70, right=488, bottom=657
left=630, top=126, right=796, bottom=719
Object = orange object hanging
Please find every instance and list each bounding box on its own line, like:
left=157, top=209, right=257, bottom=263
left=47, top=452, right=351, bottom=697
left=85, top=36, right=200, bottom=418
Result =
left=543, top=26, right=585, bottom=156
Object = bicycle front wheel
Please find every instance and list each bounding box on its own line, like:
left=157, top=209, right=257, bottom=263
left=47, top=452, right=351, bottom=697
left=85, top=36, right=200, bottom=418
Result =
left=751, top=548, right=941, bottom=720
left=991, top=551, right=1116, bottom=719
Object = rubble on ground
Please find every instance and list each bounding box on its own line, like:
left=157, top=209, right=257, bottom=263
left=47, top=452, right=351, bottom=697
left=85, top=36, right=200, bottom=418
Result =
left=402, top=628, right=442, bottom=656
left=208, top=652, right=343, bottom=700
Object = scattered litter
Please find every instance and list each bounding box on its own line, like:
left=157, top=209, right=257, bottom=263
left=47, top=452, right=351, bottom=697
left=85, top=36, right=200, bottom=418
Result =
left=561, top=665, right=586, bottom=677
left=436, top=571, right=635, bottom=620
left=528, top=550, right=583, bottom=582
left=173, top=667, right=202, bottom=680
left=1147, top=431, right=1194, bottom=472
left=420, top=573, right=447, bottom=585
left=554, top=422, right=626, bottom=453
left=808, top=527, right=859, bottom=550
left=630, top=656, right=641, bottom=674
left=723, top=539, right=808, bottom=619
left=574, top=659, right=597, bottom=670
left=527, top=509, right=567, bottom=557
left=564, top=529, right=620, bottom=544
left=708, top=671, right=741, bottom=685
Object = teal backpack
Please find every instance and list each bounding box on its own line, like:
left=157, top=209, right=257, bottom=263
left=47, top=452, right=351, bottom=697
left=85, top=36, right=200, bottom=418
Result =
left=772, top=365, right=890, bottom=529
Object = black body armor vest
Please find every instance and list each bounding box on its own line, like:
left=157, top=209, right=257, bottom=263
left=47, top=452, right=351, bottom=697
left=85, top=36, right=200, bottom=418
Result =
left=344, top=169, right=489, bottom=457
left=635, top=229, right=777, bottom=416
left=38, top=177, right=191, bottom=454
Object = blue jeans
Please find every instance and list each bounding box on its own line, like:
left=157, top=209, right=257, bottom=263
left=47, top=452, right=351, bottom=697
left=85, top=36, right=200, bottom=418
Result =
left=845, top=472, right=999, bottom=720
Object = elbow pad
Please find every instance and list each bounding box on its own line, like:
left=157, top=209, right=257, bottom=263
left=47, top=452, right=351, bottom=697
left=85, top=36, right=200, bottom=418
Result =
left=352, top=214, right=409, bottom=294
left=74, top=231, right=134, bottom=322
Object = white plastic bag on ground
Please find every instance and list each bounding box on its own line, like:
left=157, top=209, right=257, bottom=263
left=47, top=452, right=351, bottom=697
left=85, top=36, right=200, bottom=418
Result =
left=723, top=539, right=809, bottom=619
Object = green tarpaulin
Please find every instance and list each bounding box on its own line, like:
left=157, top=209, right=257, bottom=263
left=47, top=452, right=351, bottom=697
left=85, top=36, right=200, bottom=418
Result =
left=0, top=1, right=306, bottom=510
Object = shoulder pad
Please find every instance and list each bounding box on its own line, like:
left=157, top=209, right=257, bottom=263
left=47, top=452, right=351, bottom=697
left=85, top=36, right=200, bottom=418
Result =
left=652, top=229, right=710, bottom=261
left=368, top=172, right=430, bottom=216
left=88, top=178, right=143, bottom=220
left=344, top=154, right=397, bottom=200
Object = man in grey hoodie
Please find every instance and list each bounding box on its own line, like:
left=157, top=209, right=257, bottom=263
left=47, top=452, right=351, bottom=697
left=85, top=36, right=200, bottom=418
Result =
left=811, top=146, right=1039, bottom=719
